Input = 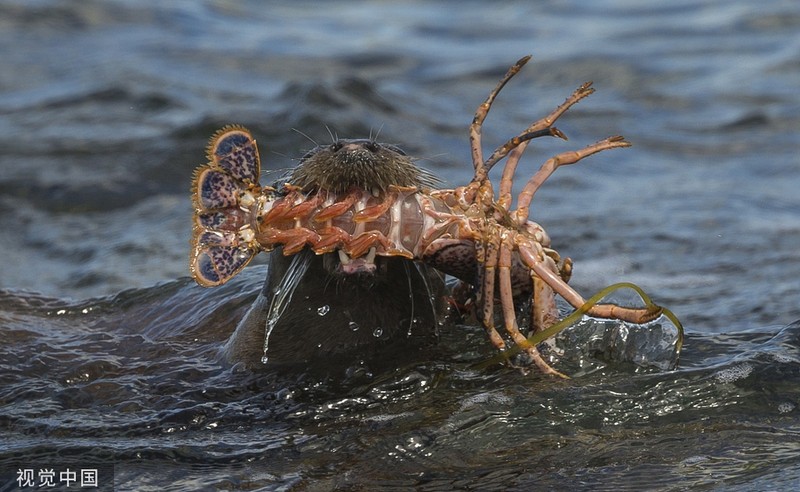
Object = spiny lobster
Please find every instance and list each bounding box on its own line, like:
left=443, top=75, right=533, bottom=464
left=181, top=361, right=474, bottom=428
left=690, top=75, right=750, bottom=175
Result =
left=190, top=55, right=669, bottom=376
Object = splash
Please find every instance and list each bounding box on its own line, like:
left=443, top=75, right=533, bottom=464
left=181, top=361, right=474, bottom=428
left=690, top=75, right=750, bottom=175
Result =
left=261, top=250, right=314, bottom=364
left=475, top=282, right=684, bottom=372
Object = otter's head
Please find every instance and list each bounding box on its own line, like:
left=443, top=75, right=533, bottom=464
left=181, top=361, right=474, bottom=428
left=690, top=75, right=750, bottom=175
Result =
left=288, top=139, right=439, bottom=277
left=290, top=139, right=438, bottom=196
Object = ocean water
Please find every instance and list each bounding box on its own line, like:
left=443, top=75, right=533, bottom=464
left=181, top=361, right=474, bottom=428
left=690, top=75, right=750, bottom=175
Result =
left=1, top=0, right=799, bottom=490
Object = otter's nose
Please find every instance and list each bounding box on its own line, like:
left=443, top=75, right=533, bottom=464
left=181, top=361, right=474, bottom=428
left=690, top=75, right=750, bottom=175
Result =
left=337, top=140, right=381, bottom=153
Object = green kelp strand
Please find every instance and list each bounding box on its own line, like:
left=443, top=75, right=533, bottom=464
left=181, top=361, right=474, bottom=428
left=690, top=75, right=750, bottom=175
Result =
left=473, top=282, right=684, bottom=370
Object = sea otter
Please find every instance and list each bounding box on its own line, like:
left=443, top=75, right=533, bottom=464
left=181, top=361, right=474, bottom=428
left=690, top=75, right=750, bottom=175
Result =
left=221, top=139, right=449, bottom=375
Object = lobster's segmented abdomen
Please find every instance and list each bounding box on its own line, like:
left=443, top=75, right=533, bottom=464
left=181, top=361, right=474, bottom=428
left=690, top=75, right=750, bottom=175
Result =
left=253, top=187, right=462, bottom=259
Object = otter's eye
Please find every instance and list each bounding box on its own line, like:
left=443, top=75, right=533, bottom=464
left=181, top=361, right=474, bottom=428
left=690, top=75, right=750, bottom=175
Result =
left=365, top=141, right=381, bottom=153
left=330, top=142, right=343, bottom=152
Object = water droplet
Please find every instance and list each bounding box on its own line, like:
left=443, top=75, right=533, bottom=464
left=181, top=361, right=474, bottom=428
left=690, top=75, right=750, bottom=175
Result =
left=260, top=355, right=269, bottom=364
left=317, top=305, right=330, bottom=316
left=349, top=321, right=360, bottom=331
left=373, top=327, right=383, bottom=338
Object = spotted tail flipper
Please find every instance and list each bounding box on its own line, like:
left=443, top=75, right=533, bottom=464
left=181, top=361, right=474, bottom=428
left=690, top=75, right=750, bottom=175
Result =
left=190, top=126, right=264, bottom=287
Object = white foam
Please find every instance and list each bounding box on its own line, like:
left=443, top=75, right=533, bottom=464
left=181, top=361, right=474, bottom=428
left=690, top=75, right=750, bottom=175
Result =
left=714, top=363, right=753, bottom=383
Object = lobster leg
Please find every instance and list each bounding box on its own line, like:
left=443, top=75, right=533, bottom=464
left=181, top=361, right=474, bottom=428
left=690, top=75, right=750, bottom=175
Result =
left=478, top=229, right=507, bottom=351
left=489, top=82, right=595, bottom=169
left=497, top=144, right=527, bottom=212
left=485, top=128, right=565, bottom=180
left=532, top=258, right=560, bottom=334
left=258, top=228, right=322, bottom=256
left=354, top=189, right=399, bottom=222
left=514, top=136, right=631, bottom=225
left=313, top=190, right=361, bottom=221
left=261, top=189, right=315, bottom=224
left=497, top=82, right=597, bottom=208
left=470, top=55, right=532, bottom=183
left=498, top=234, right=567, bottom=377
left=312, top=226, right=352, bottom=253
left=346, top=231, right=393, bottom=258
left=519, top=240, right=662, bottom=324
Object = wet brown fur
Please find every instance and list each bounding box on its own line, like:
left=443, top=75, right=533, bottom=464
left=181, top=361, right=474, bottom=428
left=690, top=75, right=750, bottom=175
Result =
left=290, top=139, right=439, bottom=194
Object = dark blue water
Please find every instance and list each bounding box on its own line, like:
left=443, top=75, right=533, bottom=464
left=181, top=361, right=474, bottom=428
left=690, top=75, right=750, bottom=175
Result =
left=1, top=0, right=799, bottom=490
